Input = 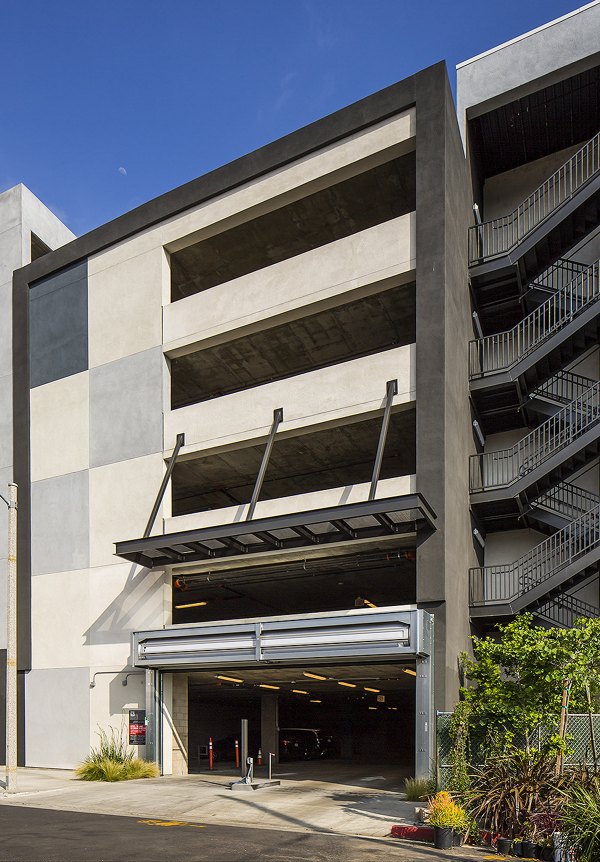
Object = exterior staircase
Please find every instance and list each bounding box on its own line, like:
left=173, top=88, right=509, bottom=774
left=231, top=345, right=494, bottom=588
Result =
left=469, top=130, right=600, bottom=328
left=469, top=259, right=600, bottom=430
left=469, top=504, right=600, bottom=618
left=535, top=592, right=600, bottom=628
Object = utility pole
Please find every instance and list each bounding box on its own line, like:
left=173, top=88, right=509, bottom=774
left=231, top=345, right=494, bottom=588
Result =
left=1, top=483, right=17, bottom=794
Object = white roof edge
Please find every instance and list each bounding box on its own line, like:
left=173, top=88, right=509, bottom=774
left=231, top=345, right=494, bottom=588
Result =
left=456, top=0, right=600, bottom=69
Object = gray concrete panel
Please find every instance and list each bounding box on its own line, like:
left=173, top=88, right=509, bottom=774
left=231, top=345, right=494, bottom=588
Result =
left=31, top=471, right=89, bottom=576
left=30, top=260, right=88, bottom=388
left=89, top=347, right=163, bottom=468
left=25, top=667, right=90, bottom=768
left=457, top=3, right=600, bottom=132
left=0, top=283, right=12, bottom=379
left=0, top=373, right=13, bottom=470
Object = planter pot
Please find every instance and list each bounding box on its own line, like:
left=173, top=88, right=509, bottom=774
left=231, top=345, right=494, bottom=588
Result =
left=433, top=827, right=454, bottom=850
left=513, top=840, right=523, bottom=857
left=521, top=840, right=537, bottom=858
left=552, top=833, right=567, bottom=862
left=497, top=837, right=512, bottom=855
left=540, top=847, right=553, bottom=861
left=452, top=830, right=464, bottom=846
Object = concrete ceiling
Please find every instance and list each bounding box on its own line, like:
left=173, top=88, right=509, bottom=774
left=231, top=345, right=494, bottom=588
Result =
left=188, top=662, right=417, bottom=699
left=171, top=282, right=415, bottom=409
left=170, top=153, right=416, bottom=300
left=172, top=551, right=416, bottom=625
left=172, top=409, right=416, bottom=515
left=471, top=64, right=600, bottom=178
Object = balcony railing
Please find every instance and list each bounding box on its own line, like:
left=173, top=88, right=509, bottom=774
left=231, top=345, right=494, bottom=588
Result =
left=531, top=371, right=598, bottom=407
left=469, top=260, right=600, bottom=379
left=533, top=481, right=600, bottom=521
left=536, top=594, right=600, bottom=628
left=470, top=382, right=600, bottom=492
left=469, top=505, right=600, bottom=607
left=469, top=131, right=600, bottom=264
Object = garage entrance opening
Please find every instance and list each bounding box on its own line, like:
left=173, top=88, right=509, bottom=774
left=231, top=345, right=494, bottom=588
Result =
left=188, top=662, right=416, bottom=778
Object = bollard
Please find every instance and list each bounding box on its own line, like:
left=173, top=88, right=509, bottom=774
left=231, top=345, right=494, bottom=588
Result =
left=257, top=747, right=263, bottom=766
left=208, top=737, right=213, bottom=770
left=235, top=738, right=240, bottom=769
left=268, top=752, right=274, bottom=781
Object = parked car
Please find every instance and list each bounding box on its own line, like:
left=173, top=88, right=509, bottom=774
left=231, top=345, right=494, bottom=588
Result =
left=279, top=728, right=340, bottom=760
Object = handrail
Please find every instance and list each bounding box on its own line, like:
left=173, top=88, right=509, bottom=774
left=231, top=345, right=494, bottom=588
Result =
left=531, top=259, right=589, bottom=292
left=470, top=382, right=600, bottom=492
left=533, top=481, right=600, bottom=519
left=469, top=505, right=600, bottom=606
left=536, top=594, right=600, bottom=628
left=469, top=131, right=600, bottom=264
left=531, top=371, right=597, bottom=406
left=469, top=260, right=600, bottom=378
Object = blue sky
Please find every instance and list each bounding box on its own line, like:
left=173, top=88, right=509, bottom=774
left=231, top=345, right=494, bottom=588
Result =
left=0, top=0, right=585, bottom=235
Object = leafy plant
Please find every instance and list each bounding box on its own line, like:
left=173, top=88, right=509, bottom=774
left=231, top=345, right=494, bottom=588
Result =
left=464, top=748, right=567, bottom=838
left=448, top=700, right=471, bottom=792
left=459, top=615, right=600, bottom=758
left=559, top=780, right=600, bottom=862
left=403, top=776, right=435, bottom=801
left=428, top=791, right=469, bottom=831
left=76, top=725, right=159, bottom=782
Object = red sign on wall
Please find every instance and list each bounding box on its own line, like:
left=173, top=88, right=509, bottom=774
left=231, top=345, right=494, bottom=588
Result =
left=129, top=709, right=146, bottom=745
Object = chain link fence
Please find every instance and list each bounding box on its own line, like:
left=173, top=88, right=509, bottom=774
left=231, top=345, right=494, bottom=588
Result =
left=437, top=711, right=600, bottom=788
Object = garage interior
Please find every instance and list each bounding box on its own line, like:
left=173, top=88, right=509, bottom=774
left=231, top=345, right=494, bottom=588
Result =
left=171, top=408, right=416, bottom=516
left=186, top=662, right=416, bottom=776
left=170, top=280, right=416, bottom=409
left=172, top=548, right=416, bottom=625
left=169, top=152, right=416, bottom=302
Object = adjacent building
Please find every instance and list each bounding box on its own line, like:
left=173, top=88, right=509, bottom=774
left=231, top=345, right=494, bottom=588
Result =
left=1, top=2, right=598, bottom=778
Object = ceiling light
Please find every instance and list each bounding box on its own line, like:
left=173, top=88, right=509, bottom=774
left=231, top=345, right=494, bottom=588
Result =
left=310, top=699, right=322, bottom=703
left=259, top=684, right=280, bottom=690
left=404, top=668, right=417, bottom=677
left=354, top=597, right=377, bottom=608
left=337, top=681, right=356, bottom=688
left=388, top=707, right=398, bottom=711
left=292, top=690, right=309, bottom=695
left=303, top=672, right=327, bottom=681
left=216, top=675, right=244, bottom=684
left=364, top=687, right=380, bottom=693
left=368, top=706, right=377, bottom=710
left=175, top=601, right=208, bottom=609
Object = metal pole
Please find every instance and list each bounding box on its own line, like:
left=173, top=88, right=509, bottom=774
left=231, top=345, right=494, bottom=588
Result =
left=6, top=483, right=17, bottom=794
left=369, top=380, right=398, bottom=501
left=247, top=409, right=283, bottom=521
left=240, top=719, right=248, bottom=777
left=143, top=433, right=185, bottom=538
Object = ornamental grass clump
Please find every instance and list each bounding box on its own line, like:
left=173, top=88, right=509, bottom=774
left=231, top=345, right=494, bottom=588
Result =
left=76, top=726, right=159, bottom=782
left=403, top=776, right=435, bottom=801
left=559, top=779, right=600, bottom=862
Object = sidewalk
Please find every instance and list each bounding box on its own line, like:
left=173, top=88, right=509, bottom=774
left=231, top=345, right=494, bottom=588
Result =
left=0, top=766, right=424, bottom=839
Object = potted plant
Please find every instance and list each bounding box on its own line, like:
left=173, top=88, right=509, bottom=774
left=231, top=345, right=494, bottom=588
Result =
left=521, top=823, right=537, bottom=860
left=496, top=836, right=512, bottom=855
left=428, top=791, right=469, bottom=850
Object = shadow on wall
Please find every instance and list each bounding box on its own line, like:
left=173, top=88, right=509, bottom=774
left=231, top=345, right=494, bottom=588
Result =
left=84, top=562, right=165, bottom=647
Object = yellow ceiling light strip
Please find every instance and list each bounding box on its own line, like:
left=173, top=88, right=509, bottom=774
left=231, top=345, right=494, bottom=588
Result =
left=216, top=675, right=243, bottom=684
left=175, top=601, right=208, bottom=609
left=303, top=672, right=327, bottom=681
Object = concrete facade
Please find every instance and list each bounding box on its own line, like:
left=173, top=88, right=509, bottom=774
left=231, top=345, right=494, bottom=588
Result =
left=0, top=3, right=598, bottom=777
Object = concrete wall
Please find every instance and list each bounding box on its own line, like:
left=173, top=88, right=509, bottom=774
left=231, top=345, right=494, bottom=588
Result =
left=456, top=2, right=600, bottom=138
left=483, top=144, right=581, bottom=221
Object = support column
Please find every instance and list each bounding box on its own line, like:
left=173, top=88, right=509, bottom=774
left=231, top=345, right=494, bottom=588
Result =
left=171, top=673, right=189, bottom=776
left=144, top=669, right=160, bottom=767
left=415, top=654, right=434, bottom=780
left=260, top=694, right=279, bottom=765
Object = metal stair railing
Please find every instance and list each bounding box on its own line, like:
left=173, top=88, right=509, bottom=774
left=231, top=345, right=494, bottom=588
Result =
left=470, top=382, right=600, bottom=493
left=469, top=131, right=600, bottom=264
left=532, top=481, right=600, bottom=521
left=536, top=593, right=600, bottom=628
left=530, top=259, right=589, bottom=292
left=530, top=371, right=598, bottom=407
left=469, top=505, right=600, bottom=607
left=469, top=260, right=600, bottom=378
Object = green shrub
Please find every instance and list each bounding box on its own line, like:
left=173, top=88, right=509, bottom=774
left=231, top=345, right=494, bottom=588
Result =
left=76, top=725, right=159, bottom=782
left=403, top=776, right=435, bottom=801
left=560, top=780, right=600, bottom=862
